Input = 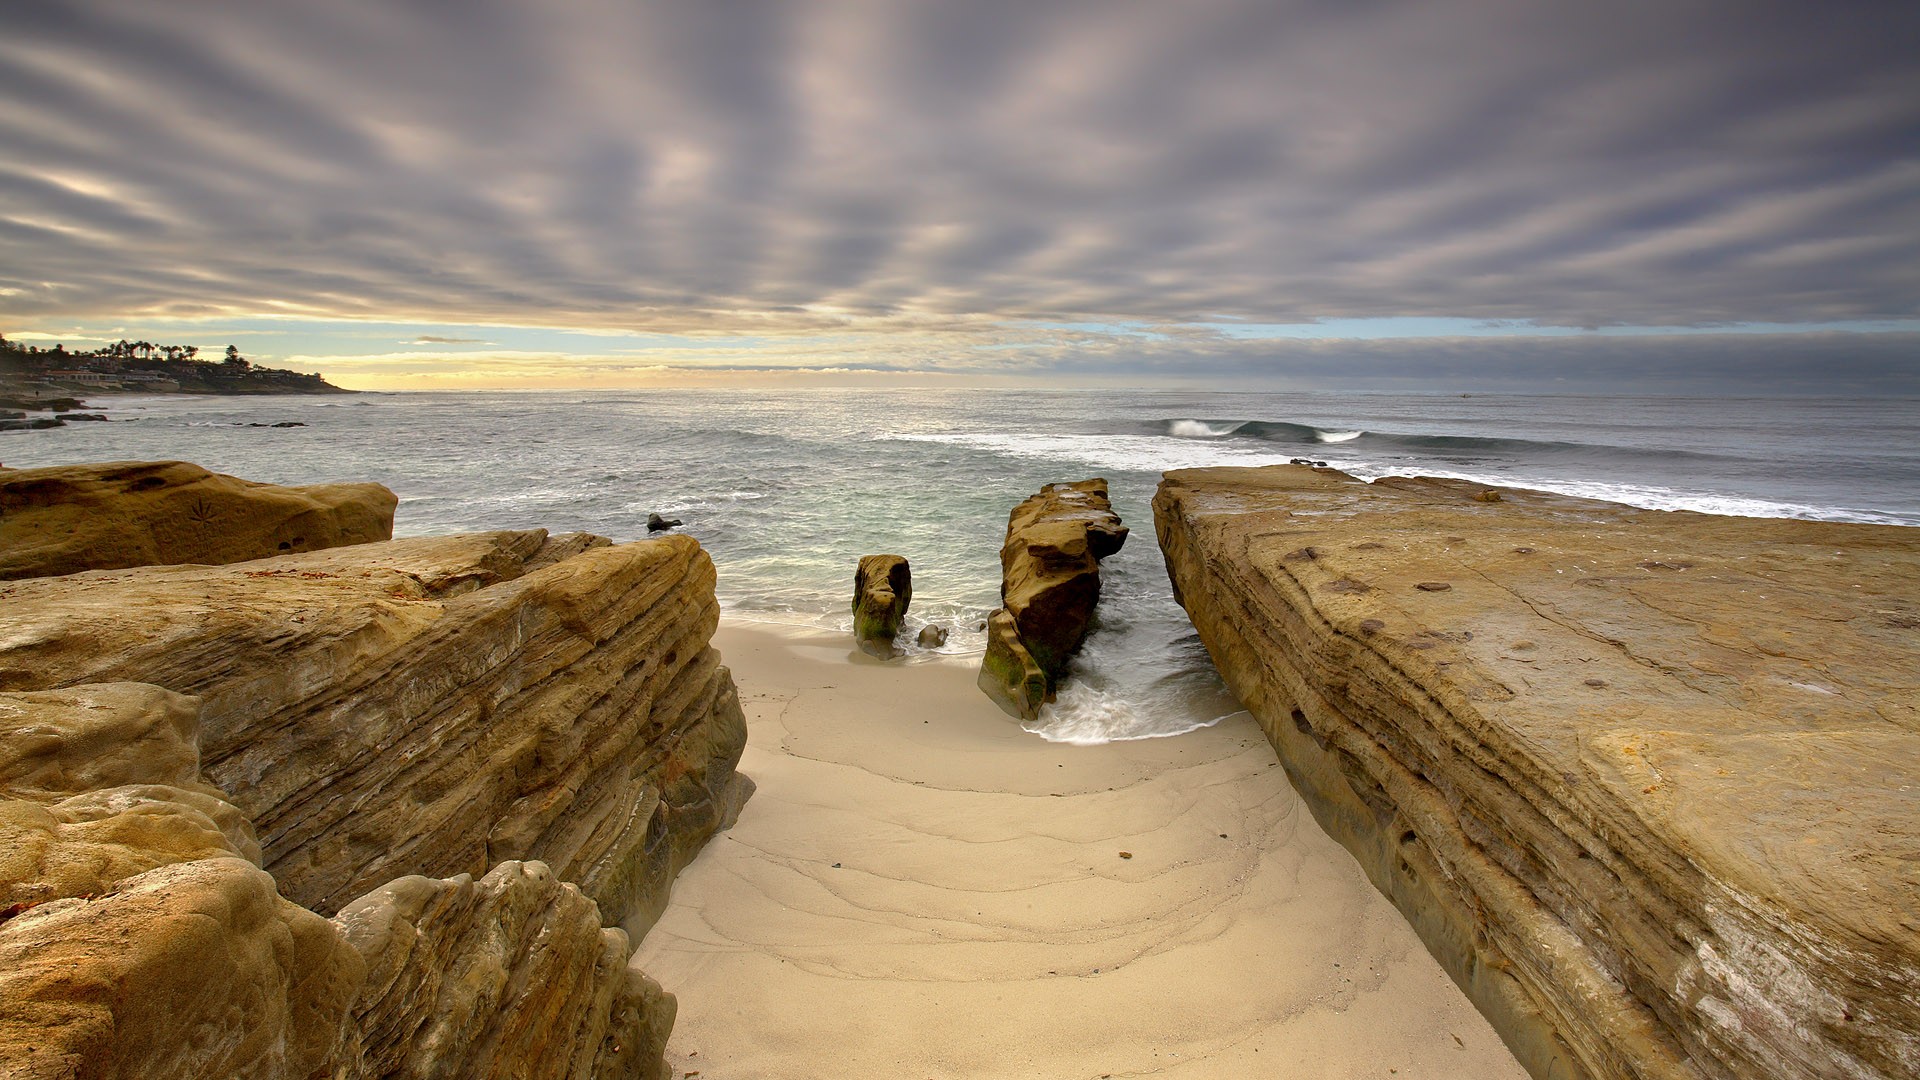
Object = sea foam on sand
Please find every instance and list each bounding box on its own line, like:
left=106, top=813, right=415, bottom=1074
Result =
left=631, top=620, right=1527, bottom=1079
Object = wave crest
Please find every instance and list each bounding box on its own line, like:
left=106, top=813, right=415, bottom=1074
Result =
left=1167, top=419, right=1245, bottom=438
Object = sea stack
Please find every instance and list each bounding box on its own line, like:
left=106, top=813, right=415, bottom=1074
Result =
left=977, top=479, right=1127, bottom=719
left=852, top=554, right=913, bottom=658
left=1154, top=463, right=1920, bottom=1080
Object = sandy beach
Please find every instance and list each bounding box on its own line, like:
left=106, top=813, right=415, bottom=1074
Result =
left=632, top=621, right=1526, bottom=1079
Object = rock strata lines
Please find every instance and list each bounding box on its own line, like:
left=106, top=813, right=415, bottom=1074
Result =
left=0, top=530, right=751, bottom=931
left=0, top=460, right=395, bottom=579
left=1153, top=464, right=1920, bottom=1080
left=978, top=478, right=1128, bottom=719
left=0, top=470, right=752, bottom=1078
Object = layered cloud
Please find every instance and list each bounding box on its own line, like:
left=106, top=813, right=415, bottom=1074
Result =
left=2, top=0, right=1916, bottom=381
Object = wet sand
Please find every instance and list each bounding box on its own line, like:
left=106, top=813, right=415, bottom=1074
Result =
left=631, top=621, right=1526, bottom=1079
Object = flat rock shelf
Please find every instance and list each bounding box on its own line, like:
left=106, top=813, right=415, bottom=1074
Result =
left=1153, top=464, right=1920, bottom=1080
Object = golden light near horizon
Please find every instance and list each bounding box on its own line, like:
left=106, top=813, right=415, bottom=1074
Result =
left=1, top=1, right=1914, bottom=391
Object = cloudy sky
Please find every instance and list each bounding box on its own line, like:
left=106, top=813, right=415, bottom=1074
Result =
left=2, top=0, right=1916, bottom=390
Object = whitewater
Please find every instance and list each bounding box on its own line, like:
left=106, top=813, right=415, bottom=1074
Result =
left=8, top=387, right=1916, bottom=744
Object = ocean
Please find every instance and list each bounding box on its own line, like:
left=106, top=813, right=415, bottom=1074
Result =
left=8, top=388, right=1918, bottom=743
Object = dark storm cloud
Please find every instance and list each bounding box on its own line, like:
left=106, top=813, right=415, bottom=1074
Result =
left=2, top=0, right=1917, bottom=361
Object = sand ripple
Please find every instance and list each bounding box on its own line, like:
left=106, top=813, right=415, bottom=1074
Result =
left=632, top=623, right=1526, bottom=1079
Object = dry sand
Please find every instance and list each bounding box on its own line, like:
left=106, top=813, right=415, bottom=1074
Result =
left=632, top=621, right=1527, bottom=1079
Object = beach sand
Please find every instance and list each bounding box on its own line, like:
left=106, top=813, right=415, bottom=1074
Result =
left=631, top=621, right=1527, bottom=1079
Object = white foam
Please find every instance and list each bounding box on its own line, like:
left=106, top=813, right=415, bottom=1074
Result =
left=1167, top=419, right=1245, bottom=438
left=888, top=432, right=1302, bottom=473
left=1335, top=460, right=1917, bottom=526
left=1025, top=681, right=1235, bottom=744
left=1315, top=429, right=1364, bottom=443
left=652, top=490, right=767, bottom=514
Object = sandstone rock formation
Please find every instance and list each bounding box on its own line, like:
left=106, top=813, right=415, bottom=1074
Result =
left=1154, top=465, right=1920, bottom=1080
left=0, top=530, right=751, bottom=933
left=852, top=554, right=913, bottom=658
left=0, top=514, right=748, bottom=1078
left=0, top=683, right=365, bottom=1079
left=0, top=857, right=367, bottom=1079
left=336, top=861, right=673, bottom=1080
left=0, top=683, right=683, bottom=1079
left=978, top=479, right=1127, bottom=719
left=0, top=460, right=396, bottom=580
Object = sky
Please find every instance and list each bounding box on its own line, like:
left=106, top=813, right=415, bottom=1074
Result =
left=2, top=0, right=1916, bottom=392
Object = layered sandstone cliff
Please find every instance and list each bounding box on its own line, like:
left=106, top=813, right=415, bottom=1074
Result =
left=0, top=479, right=751, bottom=1078
left=978, top=479, right=1127, bottom=719
left=336, top=860, right=674, bottom=1080
left=0, top=680, right=688, bottom=1079
left=0, top=683, right=365, bottom=1079
left=0, top=530, right=750, bottom=930
left=1155, top=465, right=1919, bottom=1080
left=0, top=460, right=396, bottom=579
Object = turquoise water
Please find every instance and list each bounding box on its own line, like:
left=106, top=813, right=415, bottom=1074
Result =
left=9, top=388, right=1917, bottom=742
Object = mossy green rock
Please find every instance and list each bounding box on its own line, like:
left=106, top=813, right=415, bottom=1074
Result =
left=852, top=554, right=912, bottom=658
left=978, top=479, right=1126, bottom=719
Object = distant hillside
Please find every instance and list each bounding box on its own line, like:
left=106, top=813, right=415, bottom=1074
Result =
left=0, top=335, right=349, bottom=395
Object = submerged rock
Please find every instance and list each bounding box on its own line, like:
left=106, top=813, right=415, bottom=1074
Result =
left=646, top=513, right=682, bottom=532
left=0, top=460, right=395, bottom=580
left=977, top=479, right=1127, bottom=719
left=916, top=623, right=949, bottom=649
left=1154, top=464, right=1920, bottom=1080
left=852, top=554, right=913, bottom=657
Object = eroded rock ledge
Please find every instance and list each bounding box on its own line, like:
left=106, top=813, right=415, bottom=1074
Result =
left=0, top=497, right=750, bottom=1078
left=0, top=530, right=750, bottom=930
left=978, top=479, right=1127, bottom=719
left=0, top=460, right=396, bottom=579
left=1154, top=465, right=1919, bottom=1080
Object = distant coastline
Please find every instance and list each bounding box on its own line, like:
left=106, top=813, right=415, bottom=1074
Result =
left=0, top=333, right=350, bottom=406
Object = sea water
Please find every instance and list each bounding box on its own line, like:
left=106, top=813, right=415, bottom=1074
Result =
left=8, top=389, right=1917, bottom=743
